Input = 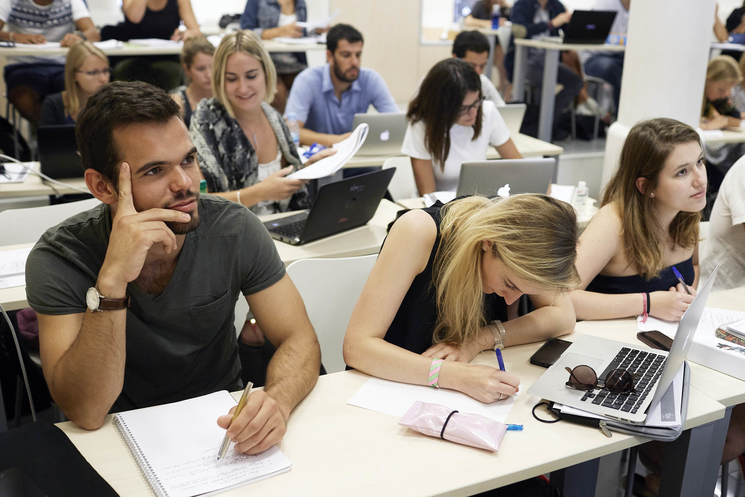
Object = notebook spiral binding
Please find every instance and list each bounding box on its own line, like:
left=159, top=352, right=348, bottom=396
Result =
left=113, top=416, right=169, bottom=497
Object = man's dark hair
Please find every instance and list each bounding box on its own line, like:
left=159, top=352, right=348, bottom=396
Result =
left=452, top=30, right=490, bottom=58
left=327, top=24, right=363, bottom=54
left=76, top=81, right=181, bottom=188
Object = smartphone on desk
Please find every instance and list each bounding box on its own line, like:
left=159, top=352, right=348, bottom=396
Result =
left=530, top=338, right=572, bottom=368
left=637, top=330, right=672, bottom=351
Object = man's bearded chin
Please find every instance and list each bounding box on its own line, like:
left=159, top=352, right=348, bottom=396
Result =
left=164, top=191, right=201, bottom=234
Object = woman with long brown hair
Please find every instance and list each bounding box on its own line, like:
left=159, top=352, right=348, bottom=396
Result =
left=402, top=58, right=521, bottom=195
left=344, top=194, right=579, bottom=402
left=570, top=118, right=707, bottom=321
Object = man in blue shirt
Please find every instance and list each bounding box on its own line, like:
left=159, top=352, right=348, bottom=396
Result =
left=285, top=24, right=399, bottom=147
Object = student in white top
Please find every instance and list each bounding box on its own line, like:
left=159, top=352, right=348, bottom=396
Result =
left=701, top=154, right=745, bottom=291
left=402, top=58, right=521, bottom=194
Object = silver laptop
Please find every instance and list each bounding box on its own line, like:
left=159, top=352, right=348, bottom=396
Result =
left=352, top=113, right=407, bottom=156
left=528, top=266, right=719, bottom=424
left=455, top=158, right=555, bottom=198
left=498, top=103, right=527, bottom=136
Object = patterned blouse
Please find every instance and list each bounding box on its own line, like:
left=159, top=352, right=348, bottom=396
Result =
left=189, top=98, right=310, bottom=214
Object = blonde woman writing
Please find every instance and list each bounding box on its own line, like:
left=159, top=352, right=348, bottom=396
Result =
left=344, top=194, right=579, bottom=402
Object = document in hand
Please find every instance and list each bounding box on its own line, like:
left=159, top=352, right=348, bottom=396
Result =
left=113, top=391, right=291, bottom=497
left=287, top=123, right=369, bottom=180
left=296, top=8, right=339, bottom=32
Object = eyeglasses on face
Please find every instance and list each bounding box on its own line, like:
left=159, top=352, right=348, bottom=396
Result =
left=565, top=365, right=636, bottom=395
left=77, top=68, right=111, bottom=77
left=457, top=96, right=485, bottom=116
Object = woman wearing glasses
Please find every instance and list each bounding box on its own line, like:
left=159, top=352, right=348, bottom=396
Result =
left=40, top=42, right=110, bottom=126
left=344, top=194, right=579, bottom=403
left=402, top=58, right=522, bottom=195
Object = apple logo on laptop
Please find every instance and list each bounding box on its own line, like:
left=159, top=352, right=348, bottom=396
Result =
left=380, top=130, right=390, bottom=141
left=497, top=183, right=511, bottom=198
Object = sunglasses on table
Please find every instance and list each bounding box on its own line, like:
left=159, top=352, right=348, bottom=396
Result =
left=565, top=365, right=637, bottom=395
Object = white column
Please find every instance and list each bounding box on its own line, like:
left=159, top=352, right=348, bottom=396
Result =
left=600, top=0, right=716, bottom=187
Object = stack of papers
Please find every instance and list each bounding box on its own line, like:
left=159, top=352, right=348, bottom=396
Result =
left=287, top=123, right=369, bottom=180
left=0, top=162, right=30, bottom=184
left=0, top=248, right=31, bottom=290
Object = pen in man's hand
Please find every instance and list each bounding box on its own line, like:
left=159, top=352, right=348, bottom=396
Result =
left=672, top=267, right=691, bottom=295
left=217, top=381, right=253, bottom=460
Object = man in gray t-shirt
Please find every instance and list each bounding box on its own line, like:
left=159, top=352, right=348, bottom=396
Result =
left=25, top=81, right=320, bottom=456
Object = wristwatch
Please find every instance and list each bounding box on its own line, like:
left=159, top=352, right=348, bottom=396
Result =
left=86, top=287, right=129, bottom=312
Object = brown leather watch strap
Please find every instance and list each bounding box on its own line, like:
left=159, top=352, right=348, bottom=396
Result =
left=97, top=294, right=130, bottom=311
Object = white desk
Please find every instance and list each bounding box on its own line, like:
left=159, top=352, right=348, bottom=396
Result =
left=0, top=199, right=402, bottom=311
left=0, top=39, right=325, bottom=57
left=52, top=314, right=728, bottom=496
left=701, top=129, right=745, bottom=145
left=511, top=38, right=625, bottom=143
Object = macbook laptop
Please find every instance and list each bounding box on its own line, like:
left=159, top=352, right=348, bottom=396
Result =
left=541, top=10, right=617, bottom=45
left=528, top=266, right=719, bottom=424
left=455, top=158, right=555, bottom=198
left=351, top=113, right=407, bottom=156
left=498, top=103, right=527, bottom=136
left=263, top=168, right=395, bottom=245
left=37, top=125, right=84, bottom=179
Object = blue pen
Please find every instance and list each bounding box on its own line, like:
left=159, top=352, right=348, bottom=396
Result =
left=506, top=424, right=523, bottom=431
left=495, top=348, right=505, bottom=371
left=672, top=267, right=691, bottom=295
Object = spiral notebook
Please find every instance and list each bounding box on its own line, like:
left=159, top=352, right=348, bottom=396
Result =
left=113, top=391, right=292, bottom=497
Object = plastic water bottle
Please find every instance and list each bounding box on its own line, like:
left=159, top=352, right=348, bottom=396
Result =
left=286, top=113, right=300, bottom=147
left=491, top=4, right=501, bottom=29
left=573, top=181, right=589, bottom=211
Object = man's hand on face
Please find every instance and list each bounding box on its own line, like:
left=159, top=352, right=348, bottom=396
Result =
left=98, top=162, right=191, bottom=291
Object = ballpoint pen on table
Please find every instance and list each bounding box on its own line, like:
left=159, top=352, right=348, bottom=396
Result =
left=217, top=381, right=253, bottom=459
left=672, top=267, right=691, bottom=295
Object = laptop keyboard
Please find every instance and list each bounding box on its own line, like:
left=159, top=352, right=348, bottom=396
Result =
left=269, top=220, right=305, bottom=238
left=580, top=347, right=666, bottom=415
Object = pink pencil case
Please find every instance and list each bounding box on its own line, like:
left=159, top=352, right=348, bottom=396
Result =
left=399, top=401, right=508, bottom=451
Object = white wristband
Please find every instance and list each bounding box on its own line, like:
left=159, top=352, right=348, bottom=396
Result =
left=236, top=189, right=241, bottom=205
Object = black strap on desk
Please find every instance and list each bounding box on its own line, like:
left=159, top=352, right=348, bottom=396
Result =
left=440, top=410, right=459, bottom=439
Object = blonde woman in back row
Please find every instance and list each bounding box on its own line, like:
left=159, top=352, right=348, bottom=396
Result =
left=40, top=42, right=110, bottom=126
left=344, top=194, right=579, bottom=402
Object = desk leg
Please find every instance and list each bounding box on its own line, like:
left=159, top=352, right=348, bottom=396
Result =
left=485, top=34, right=496, bottom=80
left=511, top=44, right=527, bottom=103
left=550, top=457, right=599, bottom=497
left=538, top=48, right=560, bottom=143
left=658, top=406, right=731, bottom=497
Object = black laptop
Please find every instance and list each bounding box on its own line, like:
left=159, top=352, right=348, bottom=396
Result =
left=264, top=168, right=395, bottom=245
left=561, top=10, right=617, bottom=44
left=37, top=125, right=84, bottom=179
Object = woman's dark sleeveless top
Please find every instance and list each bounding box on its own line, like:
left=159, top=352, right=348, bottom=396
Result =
left=102, top=0, right=180, bottom=41
left=586, top=256, right=695, bottom=294
left=383, top=202, right=509, bottom=355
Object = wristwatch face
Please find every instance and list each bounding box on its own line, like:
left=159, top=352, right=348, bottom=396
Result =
left=86, top=287, right=100, bottom=311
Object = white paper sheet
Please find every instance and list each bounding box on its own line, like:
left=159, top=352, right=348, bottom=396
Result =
left=557, top=364, right=684, bottom=428
left=0, top=162, right=30, bottom=184
left=93, top=40, right=124, bottom=49
left=287, top=124, right=369, bottom=179
left=16, top=42, right=61, bottom=49
left=296, top=9, right=339, bottom=32
left=128, top=38, right=182, bottom=48
left=0, top=248, right=31, bottom=290
left=273, top=37, right=321, bottom=45
left=637, top=307, right=745, bottom=340
left=423, top=192, right=456, bottom=207
left=347, top=377, right=518, bottom=424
